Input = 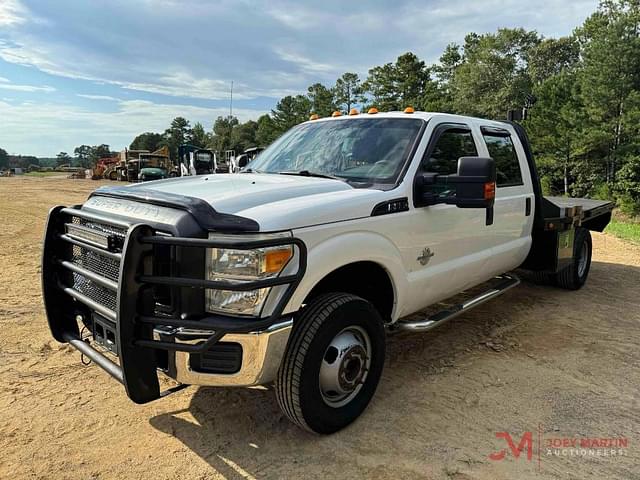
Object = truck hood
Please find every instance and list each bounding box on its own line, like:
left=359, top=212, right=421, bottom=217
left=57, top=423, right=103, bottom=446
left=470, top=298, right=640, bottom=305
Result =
left=125, top=173, right=387, bottom=231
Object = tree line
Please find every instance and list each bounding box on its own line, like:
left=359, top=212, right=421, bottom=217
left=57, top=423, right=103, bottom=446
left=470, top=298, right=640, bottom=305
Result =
left=3, top=1, right=637, bottom=214
left=128, top=0, right=639, bottom=212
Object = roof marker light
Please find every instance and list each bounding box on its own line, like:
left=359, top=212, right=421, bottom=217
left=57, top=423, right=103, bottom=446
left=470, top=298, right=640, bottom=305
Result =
left=368, top=107, right=379, bottom=114
left=309, top=113, right=319, bottom=120
left=404, top=106, right=415, bottom=114
left=332, top=111, right=342, bottom=117
left=349, top=108, right=359, bottom=116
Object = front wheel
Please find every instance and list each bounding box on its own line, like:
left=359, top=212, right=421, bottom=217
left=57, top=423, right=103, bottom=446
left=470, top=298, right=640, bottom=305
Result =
left=276, top=293, right=386, bottom=434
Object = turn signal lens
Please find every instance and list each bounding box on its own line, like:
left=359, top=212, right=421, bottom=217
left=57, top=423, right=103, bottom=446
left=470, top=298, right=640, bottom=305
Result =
left=368, top=107, right=379, bottom=114
left=484, top=182, right=496, bottom=200
left=309, top=113, right=319, bottom=120
left=349, top=108, right=359, bottom=115
left=264, top=248, right=293, bottom=274
left=404, top=106, right=415, bottom=113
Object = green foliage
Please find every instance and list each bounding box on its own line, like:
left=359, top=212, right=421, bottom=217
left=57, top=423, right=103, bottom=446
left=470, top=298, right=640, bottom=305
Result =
left=332, top=73, right=363, bottom=112
left=163, top=117, right=191, bottom=160
left=606, top=218, right=640, bottom=244
left=188, top=122, right=209, bottom=148
left=615, top=156, right=640, bottom=215
left=56, top=151, right=71, bottom=167
left=449, top=28, right=540, bottom=118
left=130, top=132, right=164, bottom=152
left=71, top=145, right=111, bottom=168
left=363, top=52, right=433, bottom=111
left=271, top=95, right=311, bottom=132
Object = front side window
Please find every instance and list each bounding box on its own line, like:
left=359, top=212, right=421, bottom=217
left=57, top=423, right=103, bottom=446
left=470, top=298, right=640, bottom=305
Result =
left=482, top=133, right=523, bottom=187
left=424, top=129, right=478, bottom=175
left=246, top=118, right=423, bottom=186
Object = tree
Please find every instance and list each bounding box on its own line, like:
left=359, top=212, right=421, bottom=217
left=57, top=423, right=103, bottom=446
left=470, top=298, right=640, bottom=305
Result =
left=307, top=83, right=336, bottom=117
left=429, top=43, right=463, bottom=112
left=332, top=73, right=363, bottom=112
left=73, top=145, right=93, bottom=168
left=449, top=28, right=540, bottom=118
left=0, top=148, right=8, bottom=169
left=576, top=0, right=640, bottom=184
left=189, top=122, right=209, bottom=148
left=210, top=116, right=239, bottom=153
left=231, top=120, right=258, bottom=152
left=56, top=152, right=71, bottom=167
left=363, top=52, right=433, bottom=111
left=130, top=132, right=164, bottom=152
left=271, top=95, right=311, bottom=134
left=528, top=37, right=580, bottom=85
left=163, top=117, right=192, bottom=160
left=256, top=114, right=279, bottom=146
left=526, top=71, right=586, bottom=195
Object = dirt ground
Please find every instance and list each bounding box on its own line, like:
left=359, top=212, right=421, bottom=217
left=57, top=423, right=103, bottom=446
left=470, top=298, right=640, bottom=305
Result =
left=1, top=176, right=639, bottom=480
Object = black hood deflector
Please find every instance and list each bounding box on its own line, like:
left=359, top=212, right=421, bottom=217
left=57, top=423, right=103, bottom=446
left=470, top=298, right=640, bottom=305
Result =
left=90, top=186, right=260, bottom=233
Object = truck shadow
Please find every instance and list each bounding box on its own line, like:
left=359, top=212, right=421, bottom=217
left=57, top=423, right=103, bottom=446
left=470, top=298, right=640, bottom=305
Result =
left=148, top=260, right=640, bottom=478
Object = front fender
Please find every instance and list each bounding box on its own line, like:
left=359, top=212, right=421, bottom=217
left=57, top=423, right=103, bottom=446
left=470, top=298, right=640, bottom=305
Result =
left=284, top=231, right=408, bottom=322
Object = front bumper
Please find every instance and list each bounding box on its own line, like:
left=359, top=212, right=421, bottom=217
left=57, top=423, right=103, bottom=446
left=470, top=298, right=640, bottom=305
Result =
left=42, top=202, right=306, bottom=403
left=155, top=319, right=293, bottom=387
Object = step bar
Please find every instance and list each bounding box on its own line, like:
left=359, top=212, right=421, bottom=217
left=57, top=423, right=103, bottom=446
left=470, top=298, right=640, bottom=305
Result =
left=395, top=273, right=520, bottom=332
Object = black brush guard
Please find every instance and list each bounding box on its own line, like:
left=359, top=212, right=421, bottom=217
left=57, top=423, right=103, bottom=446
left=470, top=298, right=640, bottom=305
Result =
left=42, top=205, right=307, bottom=404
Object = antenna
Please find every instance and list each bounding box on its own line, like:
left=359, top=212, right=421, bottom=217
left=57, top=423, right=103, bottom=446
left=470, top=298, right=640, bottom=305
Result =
left=230, top=81, right=233, bottom=118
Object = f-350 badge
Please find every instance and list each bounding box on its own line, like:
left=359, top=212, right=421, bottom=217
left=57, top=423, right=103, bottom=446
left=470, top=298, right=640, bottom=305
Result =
left=417, top=247, right=435, bottom=266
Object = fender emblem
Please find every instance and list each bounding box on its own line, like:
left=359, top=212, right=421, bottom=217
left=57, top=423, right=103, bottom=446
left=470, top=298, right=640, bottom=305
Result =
left=417, top=247, right=435, bottom=266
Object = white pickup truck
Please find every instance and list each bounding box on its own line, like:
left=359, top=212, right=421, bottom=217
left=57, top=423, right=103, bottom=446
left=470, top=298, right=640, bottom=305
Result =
left=42, top=110, right=613, bottom=433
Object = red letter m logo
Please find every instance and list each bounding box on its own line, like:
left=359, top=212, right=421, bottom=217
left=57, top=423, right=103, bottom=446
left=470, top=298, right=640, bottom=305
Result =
left=489, top=432, right=533, bottom=461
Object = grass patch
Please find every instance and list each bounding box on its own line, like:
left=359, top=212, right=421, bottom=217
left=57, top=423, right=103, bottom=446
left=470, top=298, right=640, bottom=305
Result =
left=605, top=218, right=640, bottom=245
left=24, top=171, right=67, bottom=177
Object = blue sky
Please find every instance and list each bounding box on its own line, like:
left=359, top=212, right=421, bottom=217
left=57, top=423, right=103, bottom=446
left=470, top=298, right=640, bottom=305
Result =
left=0, top=0, right=598, bottom=157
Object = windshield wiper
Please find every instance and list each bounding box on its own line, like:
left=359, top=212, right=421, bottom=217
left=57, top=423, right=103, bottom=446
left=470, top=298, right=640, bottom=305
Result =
left=240, top=168, right=262, bottom=173
left=278, top=170, right=343, bottom=181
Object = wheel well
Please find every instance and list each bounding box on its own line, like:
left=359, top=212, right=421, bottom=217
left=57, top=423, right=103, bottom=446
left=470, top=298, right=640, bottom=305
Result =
left=304, top=261, right=394, bottom=322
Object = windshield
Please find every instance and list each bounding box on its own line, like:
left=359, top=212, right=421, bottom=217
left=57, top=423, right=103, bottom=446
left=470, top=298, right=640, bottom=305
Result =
left=247, top=118, right=423, bottom=185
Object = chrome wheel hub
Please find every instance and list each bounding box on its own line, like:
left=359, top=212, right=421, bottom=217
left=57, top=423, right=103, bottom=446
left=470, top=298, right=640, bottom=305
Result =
left=319, top=326, right=371, bottom=408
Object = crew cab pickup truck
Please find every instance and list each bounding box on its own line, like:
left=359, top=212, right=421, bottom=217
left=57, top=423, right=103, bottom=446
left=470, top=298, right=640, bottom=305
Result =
left=42, top=111, right=614, bottom=434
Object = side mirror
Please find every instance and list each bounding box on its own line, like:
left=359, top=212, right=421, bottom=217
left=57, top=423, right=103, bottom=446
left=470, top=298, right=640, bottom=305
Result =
left=449, top=156, right=496, bottom=209
left=414, top=156, right=496, bottom=209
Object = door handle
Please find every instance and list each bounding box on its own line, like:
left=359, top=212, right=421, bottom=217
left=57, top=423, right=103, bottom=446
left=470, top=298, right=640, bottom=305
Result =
left=525, top=197, right=531, bottom=216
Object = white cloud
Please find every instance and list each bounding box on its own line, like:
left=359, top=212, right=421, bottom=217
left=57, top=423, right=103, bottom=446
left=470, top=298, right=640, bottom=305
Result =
left=76, top=94, right=119, bottom=101
left=0, top=98, right=267, bottom=156
left=0, top=82, right=55, bottom=92
left=0, top=0, right=27, bottom=26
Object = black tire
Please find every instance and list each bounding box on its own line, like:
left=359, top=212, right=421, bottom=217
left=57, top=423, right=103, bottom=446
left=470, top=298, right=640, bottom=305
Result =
left=276, top=293, right=386, bottom=434
left=555, top=227, right=592, bottom=290
left=528, top=270, right=556, bottom=286
left=109, top=171, right=117, bottom=181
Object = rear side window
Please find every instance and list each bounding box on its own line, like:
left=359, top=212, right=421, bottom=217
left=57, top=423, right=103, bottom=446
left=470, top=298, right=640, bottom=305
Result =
left=424, top=129, right=478, bottom=175
left=482, top=132, right=523, bottom=187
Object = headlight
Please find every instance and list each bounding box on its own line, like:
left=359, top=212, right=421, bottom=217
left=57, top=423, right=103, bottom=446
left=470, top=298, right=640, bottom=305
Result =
left=205, top=235, right=293, bottom=317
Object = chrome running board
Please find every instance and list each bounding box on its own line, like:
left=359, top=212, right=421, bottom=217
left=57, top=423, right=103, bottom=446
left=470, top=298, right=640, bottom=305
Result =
left=395, top=273, right=520, bottom=332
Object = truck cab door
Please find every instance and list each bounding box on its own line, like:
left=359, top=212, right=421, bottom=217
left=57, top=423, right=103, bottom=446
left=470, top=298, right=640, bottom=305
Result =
left=476, top=125, right=534, bottom=274
left=404, top=123, right=496, bottom=312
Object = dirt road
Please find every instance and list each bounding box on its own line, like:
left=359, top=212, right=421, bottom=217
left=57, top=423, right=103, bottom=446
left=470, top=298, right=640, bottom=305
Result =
left=1, top=177, right=639, bottom=480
